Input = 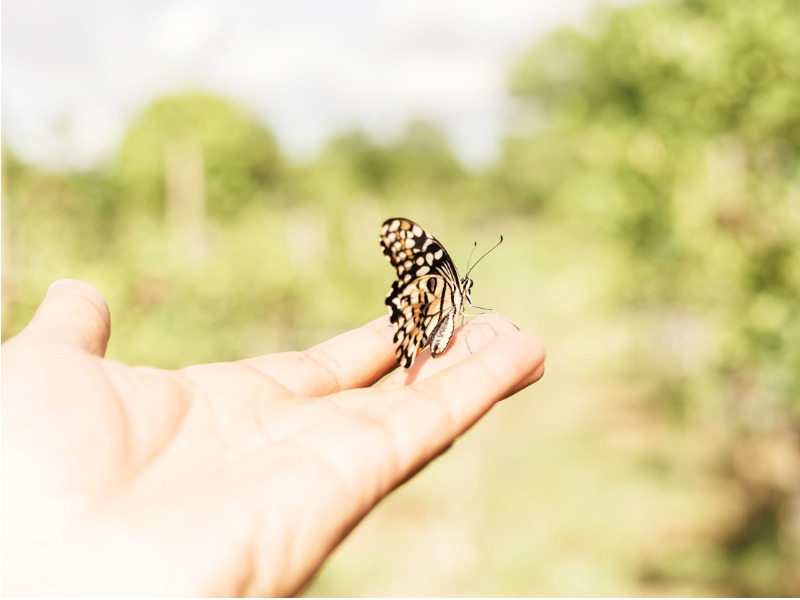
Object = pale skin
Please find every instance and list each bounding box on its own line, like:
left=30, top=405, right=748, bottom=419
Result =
left=2, top=279, right=545, bottom=597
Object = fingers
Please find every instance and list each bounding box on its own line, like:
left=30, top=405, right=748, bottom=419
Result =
left=414, top=325, right=545, bottom=420
left=17, top=279, right=111, bottom=357
left=370, top=316, right=545, bottom=471
left=243, top=313, right=543, bottom=405
left=242, top=316, right=399, bottom=396
left=379, top=315, right=527, bottom=390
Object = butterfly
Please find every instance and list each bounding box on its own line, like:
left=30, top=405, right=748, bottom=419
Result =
left=380, top=217, right=501, bottom=368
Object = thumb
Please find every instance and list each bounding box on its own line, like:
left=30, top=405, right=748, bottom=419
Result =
left=19, top=279, right=111, bottom=357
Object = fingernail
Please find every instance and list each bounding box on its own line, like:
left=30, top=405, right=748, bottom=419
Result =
left=46, top=279, right=107, bottom=308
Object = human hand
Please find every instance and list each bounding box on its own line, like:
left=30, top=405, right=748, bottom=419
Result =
left=2, top=279, right=545, bottom=597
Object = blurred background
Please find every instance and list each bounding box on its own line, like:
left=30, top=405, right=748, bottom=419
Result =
left=3, top=0, right=799, bottom=595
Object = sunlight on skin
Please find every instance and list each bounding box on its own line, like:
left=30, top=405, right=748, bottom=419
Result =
left=2, top=279, right=544, bottom=596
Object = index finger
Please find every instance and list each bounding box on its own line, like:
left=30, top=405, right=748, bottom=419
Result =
left=241, top=316, right=399, bottom=396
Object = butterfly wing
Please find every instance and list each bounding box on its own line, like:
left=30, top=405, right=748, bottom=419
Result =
left=380, top=218, right=464, bottom=368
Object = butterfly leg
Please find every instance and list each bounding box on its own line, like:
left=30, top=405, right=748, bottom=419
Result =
left=463, top=298, right=501, bottom=318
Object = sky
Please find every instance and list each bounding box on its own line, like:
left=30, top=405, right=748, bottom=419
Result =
left=2, top=1, right=619, bottom=170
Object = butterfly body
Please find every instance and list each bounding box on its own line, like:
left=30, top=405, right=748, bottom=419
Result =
left=380, top=217, right=473, bottom=368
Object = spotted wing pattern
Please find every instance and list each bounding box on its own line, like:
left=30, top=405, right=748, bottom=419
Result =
left=380, top=217, right=468, bottom=368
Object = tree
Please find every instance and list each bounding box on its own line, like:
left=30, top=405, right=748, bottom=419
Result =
left=116, top=92, right=283, bottom=219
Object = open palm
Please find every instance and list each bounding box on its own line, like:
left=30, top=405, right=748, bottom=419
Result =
left=3, top=279, right=545, bottom=596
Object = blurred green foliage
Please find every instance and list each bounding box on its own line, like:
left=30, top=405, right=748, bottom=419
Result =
left=3, top=0, right=799, bottom=595
left=506, top=0, right=800, bottom=420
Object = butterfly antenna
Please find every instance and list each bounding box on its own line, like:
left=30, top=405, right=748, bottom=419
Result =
left=465, top=235, right=504, bottom=278
left=464, top=242, right=478, bottom=275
